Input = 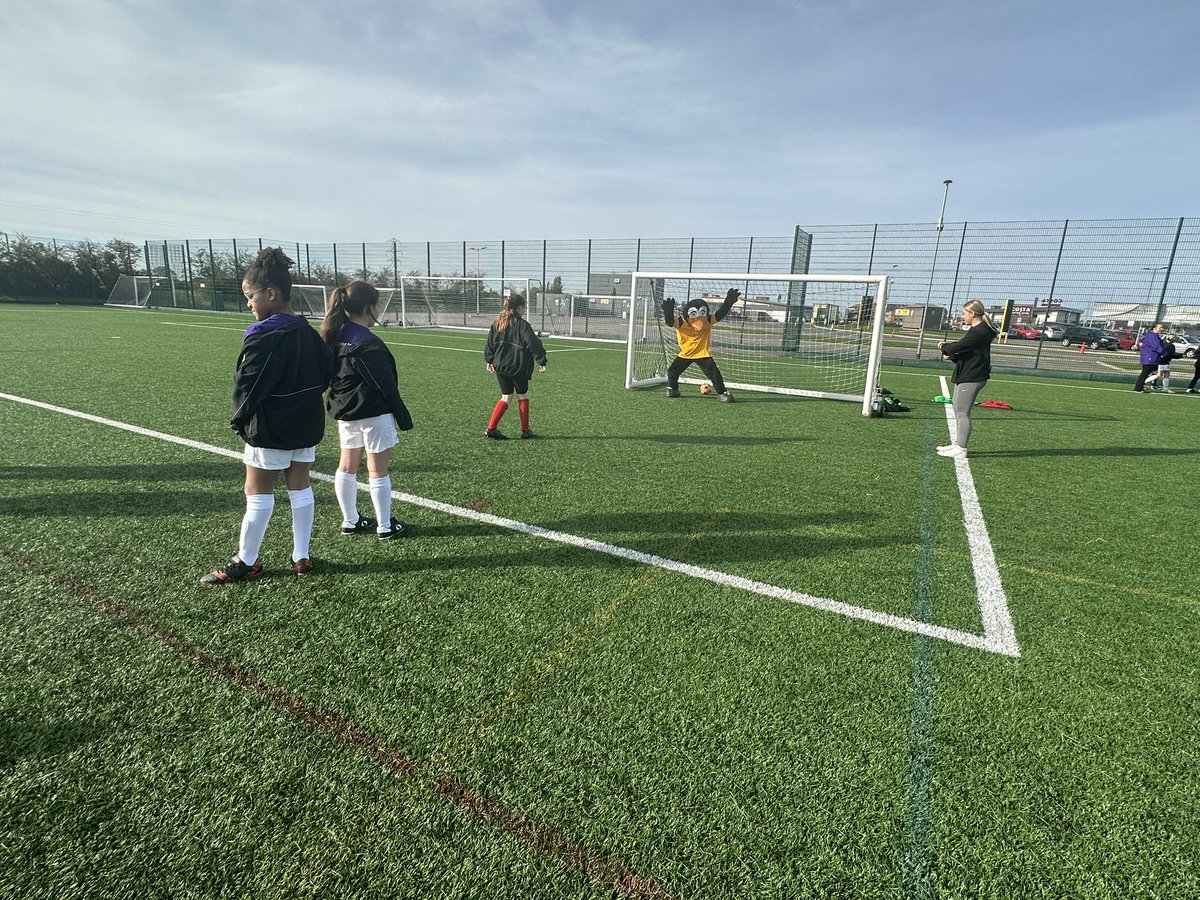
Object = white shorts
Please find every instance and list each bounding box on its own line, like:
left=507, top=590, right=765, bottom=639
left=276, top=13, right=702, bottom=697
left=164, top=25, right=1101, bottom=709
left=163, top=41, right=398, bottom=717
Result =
left=242, top=445, right=317, bottom=470
left=338, top=414, right=398, bottom=454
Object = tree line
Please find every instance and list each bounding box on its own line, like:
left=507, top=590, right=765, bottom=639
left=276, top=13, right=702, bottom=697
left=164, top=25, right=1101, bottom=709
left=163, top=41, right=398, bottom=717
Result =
left=0, top=235, right=143, bottom=303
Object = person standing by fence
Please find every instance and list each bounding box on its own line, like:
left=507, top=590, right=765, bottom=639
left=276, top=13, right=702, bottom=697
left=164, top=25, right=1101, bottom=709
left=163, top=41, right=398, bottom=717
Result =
left=1133, top=323, right=1166, bottom=393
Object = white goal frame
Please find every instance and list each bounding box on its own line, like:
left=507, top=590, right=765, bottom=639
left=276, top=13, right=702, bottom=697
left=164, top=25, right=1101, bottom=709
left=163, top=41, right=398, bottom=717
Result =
left=625, top=271, right=890, bottom=417
left=383, top=276, right=533, bottom=329
left=105, top=274, right=173, bottom=309
left=291, top=284, right=329, bottom=318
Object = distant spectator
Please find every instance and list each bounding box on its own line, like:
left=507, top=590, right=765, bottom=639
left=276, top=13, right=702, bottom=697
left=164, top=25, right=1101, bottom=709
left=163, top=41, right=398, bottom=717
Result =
left=1187, top=353, right=1200, bottom=393
left=1145, top=334, right=1177, bottom=393
left=1133, top=323, right=1166, bottom=393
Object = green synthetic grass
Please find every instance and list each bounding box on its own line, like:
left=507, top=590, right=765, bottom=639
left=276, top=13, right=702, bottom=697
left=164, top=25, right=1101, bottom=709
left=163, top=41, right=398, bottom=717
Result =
left=1, top=304, right=1198, bottom=899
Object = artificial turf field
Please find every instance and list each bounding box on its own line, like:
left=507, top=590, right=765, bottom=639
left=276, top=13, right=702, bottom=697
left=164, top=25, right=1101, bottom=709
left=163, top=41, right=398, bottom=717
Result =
left=1, top=303, right=1197, bottom=900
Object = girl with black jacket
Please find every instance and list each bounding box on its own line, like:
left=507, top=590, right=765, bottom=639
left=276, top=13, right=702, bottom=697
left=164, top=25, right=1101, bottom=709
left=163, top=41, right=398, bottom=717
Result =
left=935, top=299, right=999, bottom=460
left=202, top=248, right=333, bottom=584
left=321, top=281, right=413, bottom=540
left=483, top=292, right=547, bottom=439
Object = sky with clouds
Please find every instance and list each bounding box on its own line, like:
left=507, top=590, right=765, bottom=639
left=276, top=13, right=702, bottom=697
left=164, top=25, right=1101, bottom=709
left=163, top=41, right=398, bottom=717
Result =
left=2, top=0, right=1197, bottom=244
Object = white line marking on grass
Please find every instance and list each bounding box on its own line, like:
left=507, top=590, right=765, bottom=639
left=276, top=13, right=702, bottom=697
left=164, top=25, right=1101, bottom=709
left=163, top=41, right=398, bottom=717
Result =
left=939, top=376, right=1021, bottom=657
left=0, top=391, right=1019, bottom=657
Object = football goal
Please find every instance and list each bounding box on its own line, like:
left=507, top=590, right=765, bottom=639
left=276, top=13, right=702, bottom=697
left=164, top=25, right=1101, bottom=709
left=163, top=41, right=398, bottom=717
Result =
left=105, top=275, right=172, bottom=309
left=291, top=284, right=329, bottom=318
left=378, top=277, right=532, bottom=329
left=625, top=272, right=890, bottom=417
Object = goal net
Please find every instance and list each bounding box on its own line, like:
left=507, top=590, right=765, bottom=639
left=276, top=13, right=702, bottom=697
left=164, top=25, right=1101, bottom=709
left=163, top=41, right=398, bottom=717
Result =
left=625, top=272, right=890, bottom=417
left=105, top=275, right=165, bottom=308
left=291, top=284, right=329, bottom=318
left=378, top=277, right=532, bottom=329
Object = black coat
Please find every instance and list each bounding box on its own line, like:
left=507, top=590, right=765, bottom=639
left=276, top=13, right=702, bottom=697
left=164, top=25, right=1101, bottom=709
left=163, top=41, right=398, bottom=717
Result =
left=484, top=318, right=547, bottom=378
left=326, top=338, right=413, bottom=430
left=231, top=317, right=333, bottom=449
left=940, top=322, right=998, bottom=384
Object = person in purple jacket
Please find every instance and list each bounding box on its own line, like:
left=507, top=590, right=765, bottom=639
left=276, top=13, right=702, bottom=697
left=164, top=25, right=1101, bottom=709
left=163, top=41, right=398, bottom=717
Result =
left=201, top=248, right=333, bottom=585
left=1133, top=323, right=1166, bottom=393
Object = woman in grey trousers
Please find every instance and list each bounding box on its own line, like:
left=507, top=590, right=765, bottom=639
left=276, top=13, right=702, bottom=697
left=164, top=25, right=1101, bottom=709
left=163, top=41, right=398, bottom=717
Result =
left=936, top=299, right=999, bottom=459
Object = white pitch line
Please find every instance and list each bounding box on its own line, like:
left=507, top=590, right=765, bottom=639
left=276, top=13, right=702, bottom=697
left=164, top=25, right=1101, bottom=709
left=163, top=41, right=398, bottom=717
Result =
left=938, top=376, right=1021, bottom=656
left=0, top=391, right=1018, bottom=657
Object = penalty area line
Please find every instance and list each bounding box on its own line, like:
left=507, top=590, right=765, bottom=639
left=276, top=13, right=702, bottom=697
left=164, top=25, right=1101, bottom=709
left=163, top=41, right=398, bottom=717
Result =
left=0, top=391, right=1018, bottom=657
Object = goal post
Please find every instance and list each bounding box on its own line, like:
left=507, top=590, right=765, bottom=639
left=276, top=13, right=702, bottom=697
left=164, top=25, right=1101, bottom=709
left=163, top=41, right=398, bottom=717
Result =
left=625, top=272, right=891, bottom=417
left=291, top=284, right=329, bottom=318
left=384, top=276, right=532, bottom=329
left=105, top=274, right=168, bottom=309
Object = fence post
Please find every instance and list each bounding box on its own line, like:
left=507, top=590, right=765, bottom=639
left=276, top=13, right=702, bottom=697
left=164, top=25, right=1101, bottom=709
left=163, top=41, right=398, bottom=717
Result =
left=1154, top=217, right=1185, bottom=324
left=184, top=240, right=195, bottom=307
left=1032, top=219, right=1069, bottom=371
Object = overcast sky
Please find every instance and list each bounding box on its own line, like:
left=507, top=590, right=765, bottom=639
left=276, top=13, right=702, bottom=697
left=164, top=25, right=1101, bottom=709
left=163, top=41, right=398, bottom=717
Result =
left=2, top=0, right=1197, bottom=244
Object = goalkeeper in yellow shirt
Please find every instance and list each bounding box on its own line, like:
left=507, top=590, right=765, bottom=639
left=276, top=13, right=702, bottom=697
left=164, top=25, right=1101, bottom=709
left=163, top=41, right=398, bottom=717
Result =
left=663, top=288, right=740, bottom=402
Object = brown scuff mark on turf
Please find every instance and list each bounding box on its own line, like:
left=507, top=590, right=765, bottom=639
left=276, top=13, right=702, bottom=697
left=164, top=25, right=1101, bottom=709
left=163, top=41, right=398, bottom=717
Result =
left=1, top=546, right=677, bottom=900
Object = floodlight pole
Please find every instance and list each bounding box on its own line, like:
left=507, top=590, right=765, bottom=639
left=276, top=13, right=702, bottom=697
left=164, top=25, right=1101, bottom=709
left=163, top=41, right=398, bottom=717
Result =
left=469, top=245, right=487, bottom=313
left=916, top=180, right=952, bottom=359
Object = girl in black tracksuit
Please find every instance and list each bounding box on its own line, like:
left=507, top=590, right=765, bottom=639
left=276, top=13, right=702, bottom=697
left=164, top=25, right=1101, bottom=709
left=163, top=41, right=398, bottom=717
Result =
left=483, top=292, right=547, bottom=440
left=321, top=281, right=413, bottom=541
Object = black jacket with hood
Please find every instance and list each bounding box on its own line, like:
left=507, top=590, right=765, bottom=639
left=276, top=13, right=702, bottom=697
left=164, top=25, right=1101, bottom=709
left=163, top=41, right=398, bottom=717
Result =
left=326, top=336, right=413, bottom=430
left=231, top=315, right=333, bottom=449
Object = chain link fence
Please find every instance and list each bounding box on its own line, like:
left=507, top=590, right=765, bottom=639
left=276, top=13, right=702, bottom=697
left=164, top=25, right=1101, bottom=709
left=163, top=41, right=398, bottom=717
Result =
left=4, top=219, right=1198, bottom=377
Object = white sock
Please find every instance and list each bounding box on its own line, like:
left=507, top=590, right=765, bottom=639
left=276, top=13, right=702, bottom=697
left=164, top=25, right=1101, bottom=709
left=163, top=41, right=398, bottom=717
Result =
left=237, top=494, right=275, bottom=565
left=369, top=476, right=392, bottom=531
left=288, top=487, right=315, bottom=561
left=334, top=470, right=359, bottom=526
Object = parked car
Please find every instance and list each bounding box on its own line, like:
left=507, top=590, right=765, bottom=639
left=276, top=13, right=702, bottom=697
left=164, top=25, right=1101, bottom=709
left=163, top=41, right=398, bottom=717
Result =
left=1011, top=324, right=1042, bottom=340
left=1058, top=325, right=1119, bottom=350
left=1169, top=334, right=1200, bottom=358
left=1108, top=329, right=1138, bottom=350
left=1134, top=333, right=1200, bottom=358
left=1042, top=324, right=1068, bottom=340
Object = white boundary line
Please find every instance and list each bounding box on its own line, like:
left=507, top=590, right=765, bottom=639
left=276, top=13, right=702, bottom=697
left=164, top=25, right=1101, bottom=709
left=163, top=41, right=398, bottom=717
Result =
left=0, top=391, right=1020, bottom=657
left=938, top=376, right=1020, bottom=656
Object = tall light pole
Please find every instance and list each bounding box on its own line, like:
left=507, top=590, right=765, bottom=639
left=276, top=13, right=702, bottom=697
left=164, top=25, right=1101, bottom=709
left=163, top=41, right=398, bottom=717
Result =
left=1142, top=265, right=1167, bottom=326
left=469, top=244, right=487, bottom=313
left=916, top=179, right=952, bottom=359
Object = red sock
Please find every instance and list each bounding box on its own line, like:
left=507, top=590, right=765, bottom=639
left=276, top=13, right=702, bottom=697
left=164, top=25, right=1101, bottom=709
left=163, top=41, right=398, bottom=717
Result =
left=518, top=398, right=530, bottom=430
left=488, top=400, right=508, bottom=430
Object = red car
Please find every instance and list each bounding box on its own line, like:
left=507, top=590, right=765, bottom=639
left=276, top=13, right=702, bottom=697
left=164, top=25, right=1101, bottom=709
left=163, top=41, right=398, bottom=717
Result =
left=1110, top=329, right=1138, bottom=350
left=1011, top=324, right=1042, bottom=340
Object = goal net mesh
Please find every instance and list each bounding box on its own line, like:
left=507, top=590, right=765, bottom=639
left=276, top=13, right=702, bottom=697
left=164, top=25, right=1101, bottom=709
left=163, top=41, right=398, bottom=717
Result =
left=291, top=284, right=329, bottom=318
left=625, top=272, right=888, bottom=413
left=379, top=277, right=532, bottom=329
left=105, top=275, right=156, bottom=308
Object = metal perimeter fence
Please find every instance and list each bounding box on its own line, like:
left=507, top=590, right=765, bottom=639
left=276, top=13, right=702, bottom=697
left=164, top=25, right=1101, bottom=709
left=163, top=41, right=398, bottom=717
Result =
left=4, top=217, right=1199, bottom=378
